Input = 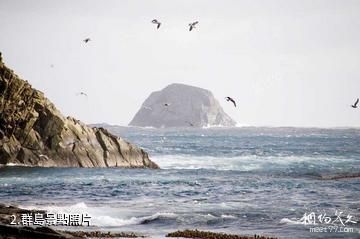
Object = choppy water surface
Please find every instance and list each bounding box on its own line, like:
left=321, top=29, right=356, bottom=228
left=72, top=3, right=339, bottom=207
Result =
left=1, top=127, right=359, bottom=238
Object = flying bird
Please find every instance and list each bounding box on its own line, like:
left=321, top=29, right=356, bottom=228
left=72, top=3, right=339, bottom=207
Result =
left=151, top=19, right=161, bottom=29
left=225, top=97, right=236, bottom=107
left=185, top=121, right=194, bottom=127
left=164, top=103, right=170, bottom=107
left=351, top=98, right=359, bottom=108
left=189, top=21, right=199, bottom=31
left=83, top=38, right=91, bottom=43
left=77, top=92, right=88, bottom=97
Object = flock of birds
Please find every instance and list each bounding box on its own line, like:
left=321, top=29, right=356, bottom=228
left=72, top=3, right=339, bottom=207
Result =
left=76, top=19, right=358, bottom=114
left=78, top=19, right=238, bottom=110
left=150, top=19, right=199, bottom=31
left=76, top=19, right=201, bottom=101
left=81, top=19, right=200, bottom=47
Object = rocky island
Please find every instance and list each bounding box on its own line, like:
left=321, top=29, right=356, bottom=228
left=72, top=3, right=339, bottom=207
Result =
left=129, top=83, right=236, bottom=128
left=0, top=55, right=158, bottom=168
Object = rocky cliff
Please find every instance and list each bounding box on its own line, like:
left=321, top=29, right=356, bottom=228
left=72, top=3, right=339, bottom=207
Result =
left=129, top=83, right=236, bottom=128
left=0, top=56, right=158, bottom=168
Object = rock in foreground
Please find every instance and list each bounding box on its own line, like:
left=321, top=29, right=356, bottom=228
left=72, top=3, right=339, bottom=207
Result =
left=0, top=225, right=79, bottom=239
left=0, top=56, right=158, bottom=168
left=129, top=83, right=236, bottom=128
left=0, top=205, right=145, bottom=239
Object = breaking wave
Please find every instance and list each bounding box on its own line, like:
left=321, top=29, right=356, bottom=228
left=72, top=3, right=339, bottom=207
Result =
left=93, top=212, right=177, bottom=227
left=151, top=154, right=357, bottom=174
left=23, top=202, right=177, bottom=227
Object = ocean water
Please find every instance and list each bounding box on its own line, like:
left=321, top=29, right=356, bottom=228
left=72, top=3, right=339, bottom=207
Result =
left=0, top=127, right=360, bottom=239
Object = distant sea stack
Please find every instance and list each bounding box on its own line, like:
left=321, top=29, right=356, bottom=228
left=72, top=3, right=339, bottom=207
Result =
left=129, top=83, right=236, bottom=128
left=0, top=55, right=158, bottom=168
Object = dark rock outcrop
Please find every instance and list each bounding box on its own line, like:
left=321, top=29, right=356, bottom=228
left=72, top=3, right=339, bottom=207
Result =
left=0, top=204, right=45, bottom=225
left=129, top=83, right=236, bottom=128
left=0, top=225, right=80, bottom=239
left=0, top=56, right=158, bottom=168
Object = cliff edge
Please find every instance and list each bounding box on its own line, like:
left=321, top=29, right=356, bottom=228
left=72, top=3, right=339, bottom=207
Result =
left=0, top=55, right=158, bottom=168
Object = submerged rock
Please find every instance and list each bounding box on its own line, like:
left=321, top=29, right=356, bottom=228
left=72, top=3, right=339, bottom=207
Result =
left=0, top=56, right=158, bottom=168
left=129, top=83, right=236, bottom=128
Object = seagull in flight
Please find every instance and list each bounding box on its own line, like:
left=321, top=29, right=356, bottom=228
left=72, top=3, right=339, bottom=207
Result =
left=77, top=92, right=88, bottom=97
left=225, top=97, right=236, bottom=107
left=151, top=19, right=161, bottom=29
left=189, top=21, right=199, bottom=31
left=351, top=98, right=359, bottom=108
left=185, top=121, right=194, bottom=127
left=83, top=38, right=91, bottom=43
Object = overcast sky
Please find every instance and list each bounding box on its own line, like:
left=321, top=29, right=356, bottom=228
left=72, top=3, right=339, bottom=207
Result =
left=1, top=0, right=360, bottom=127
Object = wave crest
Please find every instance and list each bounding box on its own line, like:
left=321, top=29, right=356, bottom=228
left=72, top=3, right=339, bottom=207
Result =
left=94, top=212, right=177, bottom=227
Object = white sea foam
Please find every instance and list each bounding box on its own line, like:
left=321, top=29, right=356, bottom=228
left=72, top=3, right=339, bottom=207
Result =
left=279, top=218, right=305, bottom=225
left=5, top=163, right=33, bottom=167
left=204, top=213, right=217, bottom=219
left=139, top=126, right=156, bottom=129
left=235, top=123, right=251, bottom=127
left=151, top=154, right=351, bottom=171
left=93, top=212, right=177, bottom=227
left=23, top=202, right=177, bottom=227
left=221, top=214, right=237, bottom=219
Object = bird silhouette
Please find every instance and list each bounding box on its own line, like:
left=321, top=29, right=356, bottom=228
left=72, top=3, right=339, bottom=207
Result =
left=189, top=21, right=199, bottom=31
left=83, top=38, right=91, bottom=43
left=351, top=98, right=359, bottom=108
left=151, top=19, right=161, bottom=29
left=225, top=97, right=236, bottom=107
left=185, top=121, right=194, bottom=127
left=77, top=92, right=88, bottom=97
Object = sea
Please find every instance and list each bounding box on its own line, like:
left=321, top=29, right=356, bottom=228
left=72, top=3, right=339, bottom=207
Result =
left=0, top=127, right=359, bottom=239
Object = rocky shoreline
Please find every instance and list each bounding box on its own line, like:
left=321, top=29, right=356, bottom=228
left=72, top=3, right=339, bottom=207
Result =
left=167, top=230, right=278, bottom=239
left=0, top=205, right=145, bottom=239
left=0, top=205, right=279, bottom=239
left=0, top=55, right=158, bottom=169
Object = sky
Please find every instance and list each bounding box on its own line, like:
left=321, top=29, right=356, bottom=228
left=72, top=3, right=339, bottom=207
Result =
left=1, top=0, right=360, bottom=127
